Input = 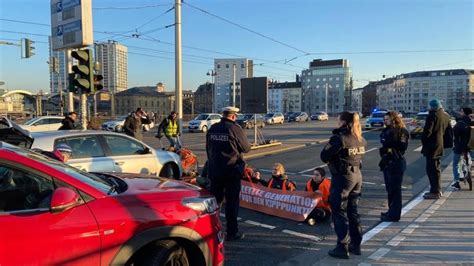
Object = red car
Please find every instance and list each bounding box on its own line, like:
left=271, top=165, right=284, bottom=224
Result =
left=0, top=142, right=224, bottom=265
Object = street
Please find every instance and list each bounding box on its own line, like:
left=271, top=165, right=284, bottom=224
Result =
left=140, top=118, right=452, bottom=265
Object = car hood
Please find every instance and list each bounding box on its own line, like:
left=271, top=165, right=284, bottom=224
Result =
left=106, top=172, right=201, bottom=194
left=0, top=117, right=33, bottom=148
left=189, top=120, right=204, bottom=124
left=367, top=117, right=384, bottom=122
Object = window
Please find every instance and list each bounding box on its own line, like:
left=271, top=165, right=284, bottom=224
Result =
left=56, top=136, right=105, bottom=159
left=103, top=135, right=146, bottom=156
left=241, top=63, right=244, bottom=68
left=217, top=64, right=220, bottom=69
left=226, top=64, right=229, bottom=68
left=0, top=164, right=54, bottom=212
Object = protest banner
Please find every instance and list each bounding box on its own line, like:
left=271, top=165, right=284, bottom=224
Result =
left=239, top=180, right=321, bottom=221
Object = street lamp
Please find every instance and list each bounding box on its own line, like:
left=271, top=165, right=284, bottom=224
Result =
left=207, top=69, right=217, bottom=113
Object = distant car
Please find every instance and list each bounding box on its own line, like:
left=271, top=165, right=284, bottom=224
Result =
left=0, top=119, right=182, bottom=179
left=311, top=112, right=329, bottom=121
left=365, top=111, right=388, bottom=129
left=188, top=113, right=222, bottom=133
left=264, top=113, right=284, bottom=124
left=101, top=115, right=155, bottom=132
left=408, top=111, right=456, bottom=138
left=20, top=116, right=64, bottom=132
left=289, top=112, right=309, bottom=122
left=236, top=114, right=265, bottom=129
left=0, top=143, right=224, bottom=266
left=284, top=112, right=296, bottom=121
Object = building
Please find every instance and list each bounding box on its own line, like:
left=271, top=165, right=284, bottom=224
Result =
left=351, top=87, right=363, bottom=114
left=376, top=69, right=474, bottom=114
left=194, top=82, right=213, bottom=114
left=182, top=90, right=194, bottom=115
left=361, top=82, right=378, bottom=117
left=115, top=86, right=174, bottom=116
left=94, top=41, right=128, bottom=93
left=48, top=38, right=67, bottom=94
left=268, top=81, right=302, bottom=113
left=301, top=59, right=352, bottom=115
left=214, top=58, right=253, bottom=111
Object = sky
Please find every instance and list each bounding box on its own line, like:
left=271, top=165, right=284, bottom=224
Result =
left=0, top=0, right=473, bottom=93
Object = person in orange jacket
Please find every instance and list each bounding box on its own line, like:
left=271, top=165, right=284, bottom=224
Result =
left=256, top=163, right=296, bottom=191
left=305, top=167, right=331, bottom=225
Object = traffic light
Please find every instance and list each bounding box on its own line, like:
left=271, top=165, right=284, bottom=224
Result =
left=68, top=73, right=78, bottom=93
left=94, top=74, right=104, bottom=92
left=23, top=38, right=35, bottom=58
left=71, top=49, right=93, bottom=94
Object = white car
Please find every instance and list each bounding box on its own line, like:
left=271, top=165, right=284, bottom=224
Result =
left=188, top=113, right=222, bottom=133
left=311, top=112, right=329, bottom=121
left=264, top=113, right=285, bottom=124
left=101, top=115, right=155, bottom=132
left=20, top=116, right=65, bottom=132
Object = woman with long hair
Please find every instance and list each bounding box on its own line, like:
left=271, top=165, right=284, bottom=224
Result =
left=321, top=111, right=367, bottom=259
left=379, top=111, right=409, bottom=222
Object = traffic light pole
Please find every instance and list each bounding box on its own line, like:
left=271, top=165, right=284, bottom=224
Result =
left=66, top=49, right=74, bottom=112
left=80, top=90, right=88, bottom=129
left=175, top=0, right=183, bottom=135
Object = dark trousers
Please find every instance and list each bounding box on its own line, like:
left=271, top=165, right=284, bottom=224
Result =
left=329, top=167, right=363, bottom=248
left=383, top=160, right=406, bottom=219
left=426, top=157, right=441, bottom=194
left=210, top=176, right=241, bottom=236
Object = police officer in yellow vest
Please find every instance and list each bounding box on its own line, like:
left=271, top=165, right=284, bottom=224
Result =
left=156, top=111, right=181, bottom=149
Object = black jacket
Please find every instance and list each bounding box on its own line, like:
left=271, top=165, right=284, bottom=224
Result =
left=206, top=118, right=251, bottom=179
left=453, top=115, right=471, bottom=154
left=58, top=117, right=77, bottom=130
left=379, top=126, right=409, bottom=170
left=124, top=114, right=151, bottom=141
left=421, top=108, right=451, bottom=158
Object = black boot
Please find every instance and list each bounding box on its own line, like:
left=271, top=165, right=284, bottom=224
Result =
left=349, top=244, right=361, bottom=255
left=328, top=245, right=349, bottom=259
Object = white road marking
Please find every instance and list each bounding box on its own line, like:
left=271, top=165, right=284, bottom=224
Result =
left=368, top=247, right=391, bottom=261
left=219, top=213, right=241, bottom=221
left=361, top=222, right=391, bottom=244
left=299, top=164, right=327, bottom=174
left=401, top=224, right=419, bottom=234
left=281, top=229, right=323, bottom=242
left=387, top=235, right=405, bottom=246
left=413, top=145, right=422, bottom=152
left=245, top=220, right=276, bottom=230
left=366, top=147, right=378, bottom=153
left=363, top=181, right=376, bottom=185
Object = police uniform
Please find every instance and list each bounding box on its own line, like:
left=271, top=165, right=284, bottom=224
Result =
left=321, top=126, right=367, bottom=258
left=379, top=126, right=409, bottom=221
left=206, top=107, right=251, bottom=239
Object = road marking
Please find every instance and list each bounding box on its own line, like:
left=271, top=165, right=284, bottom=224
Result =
left=299, top=164, right=327, bottom=174
left=401, top=224, right=419, bottom=234
left=366, top=147, right=378, bottom=153
left=363, top=181, right=376, bottom=185
left=368, top=247, right=391, bottom=261
left=413, top=145, right=422, bottom=152
left=387, top=235, right=405, bottom=246
left=219, top=213, right=241, bottom=221
left=282, top=229, right=323, bottom=242
left=245, top=220, right=276, bottom=230
left=361, top=222, right=391, bottom=244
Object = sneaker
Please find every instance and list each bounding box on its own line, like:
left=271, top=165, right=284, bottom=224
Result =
left=349, top=244, right=362, bottom=255
left=380, top=213, right=400, bottom=222
left=328, top=246, right=349, bottom=259
left=225, top=232, right=245, bottom=241
left=423, top=192, right=442, bottom=199
left=451, top=182, right=460, bottom=190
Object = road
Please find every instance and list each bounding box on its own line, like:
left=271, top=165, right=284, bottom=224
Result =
left=141, top=118, right=452, bottom=265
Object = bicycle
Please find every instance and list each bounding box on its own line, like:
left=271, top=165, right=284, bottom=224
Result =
left=460, top=151, right=472, bottom=191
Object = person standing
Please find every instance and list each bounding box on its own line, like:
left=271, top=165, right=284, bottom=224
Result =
left=421, top=99, right=452, bottom=199
left=321, top=111, right=367, bottom=259
left=58, top=112, right=78, bottom=130
left=123, top=107, right=151, bottom=141
left=156, top=111, right=181, bottom=150
left=451, top=107, right=473, bottom=190
left=206, top=106, right=251, bottom=241
left=379, top=111, right=409, bottom=222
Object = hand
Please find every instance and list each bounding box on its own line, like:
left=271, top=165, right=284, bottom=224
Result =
left=254, top=172, right=261, bottom=180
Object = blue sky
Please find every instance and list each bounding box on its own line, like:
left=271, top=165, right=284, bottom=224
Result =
left=0, top=0, right=473, bottom=93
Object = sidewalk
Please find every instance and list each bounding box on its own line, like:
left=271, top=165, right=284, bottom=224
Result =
left=282, top=162, right=474, bottom=265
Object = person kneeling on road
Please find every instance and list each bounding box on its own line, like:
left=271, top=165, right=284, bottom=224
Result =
left=304, top=167, right=331, bottom=226
left=255, top=163, right=296, bottom=191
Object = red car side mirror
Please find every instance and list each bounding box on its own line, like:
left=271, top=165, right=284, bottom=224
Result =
left=50, top=187, right=81, bottom=213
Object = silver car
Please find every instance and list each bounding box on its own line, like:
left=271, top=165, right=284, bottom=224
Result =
left=0, top=120, right=182, bottom=178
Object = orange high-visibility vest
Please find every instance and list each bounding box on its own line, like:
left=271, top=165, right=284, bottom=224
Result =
left=306, top=178, right=331, bottom=210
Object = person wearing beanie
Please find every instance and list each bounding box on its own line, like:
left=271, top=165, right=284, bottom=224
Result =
left=421, top=99, right=452, bottom=199
left=451, top=107, right=474, bottom=190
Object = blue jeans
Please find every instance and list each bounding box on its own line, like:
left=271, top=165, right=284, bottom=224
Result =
left=166, top=136, right=181, bottom=149
left=453, top=151, right=473, bottom=181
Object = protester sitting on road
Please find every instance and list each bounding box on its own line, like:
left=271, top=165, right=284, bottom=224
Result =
left=256, top=163, right=296, bottom=191
left=243, top=164, right=267, bottom=186
left=304, top=167, right=331, bottom=225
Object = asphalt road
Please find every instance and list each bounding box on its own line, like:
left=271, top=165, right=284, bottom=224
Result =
left=141, top=119, right=453, bottom=265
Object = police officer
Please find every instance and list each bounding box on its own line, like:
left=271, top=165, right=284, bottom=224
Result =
left=379, top=111, right=409, bottom=222
left=321, top=111, right=367, bottom=259
left=206, top=106, right=251, bottom=241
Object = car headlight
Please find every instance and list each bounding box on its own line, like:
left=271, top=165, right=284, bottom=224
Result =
left=182, top=196, right=219, bottom=214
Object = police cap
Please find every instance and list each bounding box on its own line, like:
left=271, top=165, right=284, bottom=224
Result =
left=222, top=106, right=239, bottom=113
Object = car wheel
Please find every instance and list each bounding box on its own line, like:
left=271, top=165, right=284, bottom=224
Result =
left=159, top=163, right=179, bottom=179
left=260, top=122, right=265, bottom=128
left=201, top=125, right=208, bottom=133
left=142, top=240, right=189, bottom=266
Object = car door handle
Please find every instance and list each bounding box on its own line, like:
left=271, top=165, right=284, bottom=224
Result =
left=115, top=161, right=125, bottom=166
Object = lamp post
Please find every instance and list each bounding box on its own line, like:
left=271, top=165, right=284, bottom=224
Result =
left=207, top=69, right=217, bottom=113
